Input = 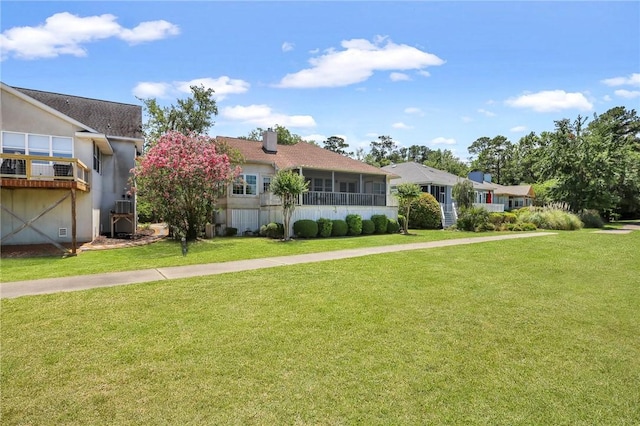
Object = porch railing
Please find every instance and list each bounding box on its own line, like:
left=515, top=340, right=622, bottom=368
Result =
left=473, top=202, right=504, bottom=212
left=302, top=191, right=387, bottom=206
left=0, top=153, right=90, bottom=185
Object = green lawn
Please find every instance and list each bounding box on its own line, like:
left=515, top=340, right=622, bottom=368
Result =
left=2, top=230, right=639, bottom=424
left=1, top=229, right=492, bottom=282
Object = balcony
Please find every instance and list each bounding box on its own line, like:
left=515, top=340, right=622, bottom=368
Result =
left=0, top=153, right=90, bottom=191
left=302, top=191, right=387, bottom=207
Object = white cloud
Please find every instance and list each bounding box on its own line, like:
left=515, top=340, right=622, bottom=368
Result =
left=132, top=82, right=171, bottom=98
left=461, top=116, right=473, bottom=123
left=614, top=89, right=640, bottom=99
left=275, top=36, right=445, bottom=88
left=365, top=132, right=379, bottom=138
left=601, top=73, right=640, bottom=87
left=417, top=70, right=431, bottom=77
left=1, top=12, right=179, bottom=60
left=309, top=48, right=319, bottom=54
left=505, top=90, right=593, bottom=112
left=133, top=76, right=249, bottom=101
left=390, top=72, right=411, bottom=82
left=478, top=108, right=496, bottom=117
left=404, top=107, right=424, bottom=116
left=301, top=134, right=326, bottom=143
left=510, top=125, right=527, bottom=133
left=221, top=104, right=316, bottom=128
left=603, top=95, right=612, bottom=102
left=431, top=137, right=456, bottom=145
left=282, top=42, right=294, bottom=52
left=392, top=122, right=412, bottom=129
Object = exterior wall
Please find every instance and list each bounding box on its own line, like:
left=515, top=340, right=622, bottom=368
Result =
left=99, top=141, right=137, bottom=234
left=1, top=87, right=139, bottom=243
left=1, top=187, right=93, bottom=244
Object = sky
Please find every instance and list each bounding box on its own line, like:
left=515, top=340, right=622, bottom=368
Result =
left=1, top=1, right=639, bottom=160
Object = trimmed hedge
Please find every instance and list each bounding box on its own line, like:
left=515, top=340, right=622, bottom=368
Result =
left=316, top=218, right=333, bottom=238
left=293, top=219, right=318, bottom=238
left=346, top=214, right=363, bottom=236
left=387, top=218, right=400, bottom=233
left=370, top=214, right=388, bottom=234
left=331, top=219, right=348, bottom=237
left=361, top=219, right=375, bottom=235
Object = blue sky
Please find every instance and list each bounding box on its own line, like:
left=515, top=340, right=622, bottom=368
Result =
left=2, top=1, right=639, bottom=160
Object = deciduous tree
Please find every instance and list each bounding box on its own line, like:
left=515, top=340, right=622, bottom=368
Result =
left=139, top=85, right=218, bottom=149
left=134, top=131, right=239, bottom=240
left=270, top=169, right=309, bottom=240
left=394, top=183, right=422, bottom=234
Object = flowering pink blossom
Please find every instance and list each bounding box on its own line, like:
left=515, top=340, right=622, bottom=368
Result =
left=134, top=131, right=241, bottom=240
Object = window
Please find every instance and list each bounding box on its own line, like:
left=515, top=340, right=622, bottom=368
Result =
left=262, top=176, right=272, bottom=193
left=1, top=131, right=73, bottom=158
left=93, top=142, right=101, bottom=173
left=339, top=182, right=357, bottom=193
left=312, top=178, right=332, bottom=192
left=233, top=174, right=257, bottom=195
left=373, top=182, right=385, bottom=195
left=430, top=185, right=446, bottom=203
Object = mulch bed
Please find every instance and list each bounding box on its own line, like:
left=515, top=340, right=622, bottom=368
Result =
left=1, top=229, right=157, bottom=258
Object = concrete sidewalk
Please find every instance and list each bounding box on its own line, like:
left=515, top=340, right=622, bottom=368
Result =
left=1, top=232, right=556, bottom=299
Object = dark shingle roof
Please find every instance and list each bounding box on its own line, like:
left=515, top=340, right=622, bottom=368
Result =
left=14, top=87, right=142, bottom=139
left=218, top=137, right=394, bottom=176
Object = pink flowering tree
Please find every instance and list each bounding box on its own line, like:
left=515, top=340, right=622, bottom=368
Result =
left=134, top=131, right=240, bottom=240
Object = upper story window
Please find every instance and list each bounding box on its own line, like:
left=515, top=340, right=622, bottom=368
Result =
left=262, top=176, right=272, bottom=193
left=372, top=182, right=385, bottom=195
left=233, top=174, right=257, bottom=195
left=1, top=131, right=73, bottom=159
left=313, top=178, right=332, bottom=192
left=93, top=142, right=102, bottom=173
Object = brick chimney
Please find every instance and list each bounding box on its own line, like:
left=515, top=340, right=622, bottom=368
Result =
left=262, top=128, right=277, bottom=153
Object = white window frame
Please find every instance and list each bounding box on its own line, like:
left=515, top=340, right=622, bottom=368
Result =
left=262, top=175, right=272, bottom=193
left=1, top=131, right=73, bottom=159
left=232, top=173, right=258, bottom=196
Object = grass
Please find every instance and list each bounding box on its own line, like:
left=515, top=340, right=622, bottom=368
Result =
left=1, top=229, right=496, bottom=282
left=2, top=230, right=639, bottom=424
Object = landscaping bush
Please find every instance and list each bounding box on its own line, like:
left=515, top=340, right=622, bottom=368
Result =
left=578, top=209, right=604, bottom=228
left=331, top=219, right=348, bottom=237
left=520, top=222, right=538, bottom=231
left=456, top=207, right=490, bottom=232
left=361, top=219, right=375, bottom=235
left=370, top=214, right=388, bottom=234
left=293, top=219, right=318, bottom=238
left=345, top=214, right=363, bottom=236
left=261, top=222, right=284, bottom=239
left=408, top=193, right=441, bottom=229
left=316, top=218, right=333, bottom=238
left=516, top=207, right=583, bottom=230
left=489, top=212, right=517, bottom=227
left=225, top=227, right=238, bottom=237
left=387, top=218, right=400, bottom=233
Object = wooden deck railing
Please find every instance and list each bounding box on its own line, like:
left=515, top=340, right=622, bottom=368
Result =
left=302, top=191, right=387, bottom=206
left=0, top=153, right=90, bottom=185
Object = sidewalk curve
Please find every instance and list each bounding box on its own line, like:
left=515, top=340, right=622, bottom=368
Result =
left=1, top=232, right=556, bottom=299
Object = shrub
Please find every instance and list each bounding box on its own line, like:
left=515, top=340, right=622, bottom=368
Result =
left=517, top=207, right=583, bottom=230
left=520, top=222, right=538, bottom=231
left=261, top=222, right=284, bottom=239
left=225, top=227, right=238, bottom=237
left=331, top=219, right=348, bottom=237
left=316, top=218, right=333, bottom=238
left=345, top=214, right=363, bottom=236
left=387, top=218, right=400, bottom=233
left=293, top=219, right=318, bottom=238
left=456, top=207, right=490, bottom=232
left=361, top=219, right=375, bottom=235
left=578, top=209, right=604, bottom=228
left=408, top=193, right=441, bottom=229
left=370, top=214, right=388, bottom=234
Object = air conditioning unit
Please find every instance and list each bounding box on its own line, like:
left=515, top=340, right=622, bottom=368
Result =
left=115, top=200, right=132, bottom=214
